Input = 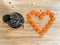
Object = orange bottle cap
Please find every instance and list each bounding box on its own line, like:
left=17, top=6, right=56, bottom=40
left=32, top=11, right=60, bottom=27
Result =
left=36, top=12, right=40, bottom=16
left=42, top=12, right=47, bottom=16
left=40, top=15, right=44, bottom=19
left=31, top=10, right=36, bottom=15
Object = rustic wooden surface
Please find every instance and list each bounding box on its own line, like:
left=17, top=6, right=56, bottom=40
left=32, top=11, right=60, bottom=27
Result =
left=0, top=0, right=60, bottom=45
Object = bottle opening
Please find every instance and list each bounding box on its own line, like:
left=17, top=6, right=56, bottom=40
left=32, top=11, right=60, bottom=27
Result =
left=3, top=14, right=11, bottom=23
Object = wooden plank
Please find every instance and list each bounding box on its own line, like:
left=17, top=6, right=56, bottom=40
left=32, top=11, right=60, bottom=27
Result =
left=0, top=0, right=60, bottom=45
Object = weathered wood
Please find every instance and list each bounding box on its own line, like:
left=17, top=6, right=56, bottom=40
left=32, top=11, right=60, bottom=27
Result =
left=0, top=0, right=60, bottom=45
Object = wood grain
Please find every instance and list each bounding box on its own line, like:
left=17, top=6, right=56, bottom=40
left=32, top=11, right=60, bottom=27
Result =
left=0, top=0, right=60, bottom=45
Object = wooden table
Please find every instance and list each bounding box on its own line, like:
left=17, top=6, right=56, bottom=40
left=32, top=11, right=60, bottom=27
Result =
left=0, top=0, right=60, bottom=45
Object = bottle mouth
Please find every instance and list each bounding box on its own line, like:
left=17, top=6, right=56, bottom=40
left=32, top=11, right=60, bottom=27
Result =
left=3, top=14, right=11, bottom=23
left=2, top=12, right=24, bottom=28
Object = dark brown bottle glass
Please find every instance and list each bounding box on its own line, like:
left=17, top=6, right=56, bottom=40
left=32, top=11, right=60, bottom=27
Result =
left=3, top=12, right=24, bottom=28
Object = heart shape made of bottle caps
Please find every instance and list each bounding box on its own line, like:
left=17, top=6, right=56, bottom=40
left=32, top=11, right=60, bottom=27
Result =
left=28, top=10, right=55, bottom=36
